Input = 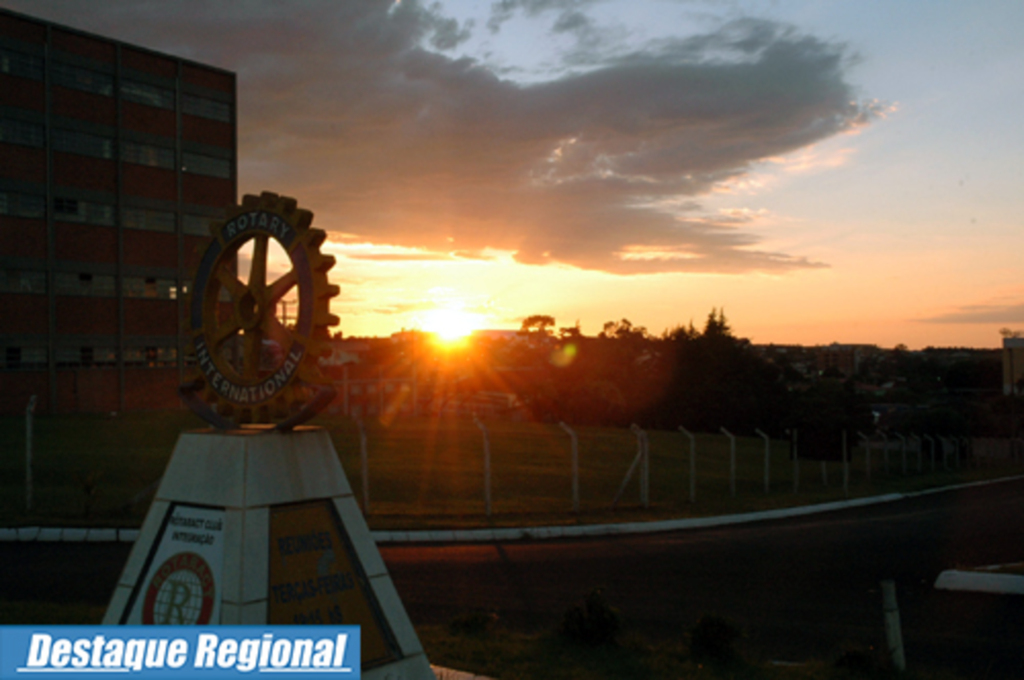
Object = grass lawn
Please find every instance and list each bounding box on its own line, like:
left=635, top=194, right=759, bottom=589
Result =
left=1, top=410, right=1021, bottom=529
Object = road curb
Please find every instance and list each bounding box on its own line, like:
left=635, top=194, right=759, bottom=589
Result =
left=935, top=569, right=1024, bottom=595
left=4, top=475, right=1023, bottom=545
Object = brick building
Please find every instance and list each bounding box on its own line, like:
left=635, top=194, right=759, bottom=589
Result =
left=0, top=8, right=236, bottom=414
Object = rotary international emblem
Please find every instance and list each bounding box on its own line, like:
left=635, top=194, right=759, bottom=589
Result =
left=180, top=192, right=339, bottom=429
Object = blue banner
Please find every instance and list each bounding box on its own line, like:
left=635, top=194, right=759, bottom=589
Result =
left=0, top=626, right=359, bottom=679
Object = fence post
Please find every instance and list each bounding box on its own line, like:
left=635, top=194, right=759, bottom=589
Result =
left=940, top=437, right=951, bottom=470
left=858, top=431, right=872, bottom=482
left=755, top=428, right=770, bottom=493
left=679, top=426, right=696, bottom=503
left=474, top=415, right=492, bottom=517
left=895, top=433, right=907, bottom=475
left=355, top=417, right=369, bottom=514
left=612, top=425, right=645, bottom=509
left=792, top=429, right=799, bottom=494
left=881, top=580, right=907, bottom=671
left=25, top=395, right=36, bottom=512
left=842, top=430, right=849, bottom=498
left=643, top=430, right=649, bottom=506
left=560, top=422, right=580, bottom=513
left=631, top=424, right=649, bottom=508
left=879, top=432, right=889, bottom=475
left=720, top=427, right=736, bottom=497
left=924, top=435, right=936, bottom=473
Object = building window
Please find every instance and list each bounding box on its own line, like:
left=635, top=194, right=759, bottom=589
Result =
left=124, top=276, right=177, bottom=299
left=0, top=191, right=46, bottom=219
left=121, top=79, right=174, bottom=110
left=53, top=196, right=115, bottom=226
left=55, top=272, right=116, bottom=297
left=182, top=152, right=231, bottom=178
left=3, top=347, right=47, bottom=371
left=122, top=140, right=175, bottom=169
left=51, top=61, right=114, bottom=96
left=157, top=347, right=177, bottom=366
left=182, top=94, right=231, bottom=123
left=93, top=347, right=117, bottom=367
left=55, top=346, right=82, bottom=368
left=0, top=47, right=44, bottom=80
left=53, top=128, right=114, bottom=159
left=53, top=346, right=116, bottom=369
left=0, top=268, right=46, bottom=294
left=124, top=346, right=176, bottom=367
left=122, top=206, right=175, bottom=233
left=183, top=213, right=214, bottom=236
left=0, top=118, right=44, bottom=147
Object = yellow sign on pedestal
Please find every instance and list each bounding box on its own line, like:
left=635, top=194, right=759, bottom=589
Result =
left=268, top=500, right=399, bottom=668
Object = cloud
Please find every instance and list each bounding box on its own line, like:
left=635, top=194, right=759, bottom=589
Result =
left=5, top=0, right=879, bottom=275
left=486, top=0, right=602, bottom=33
left=921, top=302, right=1024, bottom=324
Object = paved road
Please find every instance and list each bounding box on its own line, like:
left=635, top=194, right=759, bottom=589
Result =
left=381, top=481, right=1024, bottom=676
left=2, top=480, right=1023, bottom=676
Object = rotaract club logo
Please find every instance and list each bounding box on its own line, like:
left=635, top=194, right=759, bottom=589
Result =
left=142, top=552, right=216, bottom=625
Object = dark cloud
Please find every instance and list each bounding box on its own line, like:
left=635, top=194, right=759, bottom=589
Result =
left=4, top=0, right=877, bottom=274
left=921, top=303, right=1024, bottom=324
left=487, top=0, right=601, bottom=33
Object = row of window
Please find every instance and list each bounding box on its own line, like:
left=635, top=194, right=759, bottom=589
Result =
left=1, top=119, right=231, bottom=177
left=54, top=196, right=114, bottom=226
left=0, top=190, right=45, bottom=219
left=3, top=345, right=179, bottom=370
left=0, top=190, right=216, bottom=234
left=1, top=47, right=231, bottom=122
left=0, top=268, right=186, bottom=299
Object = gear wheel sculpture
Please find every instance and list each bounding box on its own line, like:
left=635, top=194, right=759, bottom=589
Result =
left=181, top=192, right=339, bottom=429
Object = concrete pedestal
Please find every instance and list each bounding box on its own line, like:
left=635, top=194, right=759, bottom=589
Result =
left=104, top=426, right=434, bottom=680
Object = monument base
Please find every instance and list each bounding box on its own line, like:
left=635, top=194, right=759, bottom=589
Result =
left=104, top=426, right=434, bottom=680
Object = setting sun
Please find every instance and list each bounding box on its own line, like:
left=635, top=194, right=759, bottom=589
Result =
left=420, top=308, right=486, bottom=342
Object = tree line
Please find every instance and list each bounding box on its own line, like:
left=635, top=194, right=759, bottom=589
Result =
left=462, top=310, right=1011, bottom=455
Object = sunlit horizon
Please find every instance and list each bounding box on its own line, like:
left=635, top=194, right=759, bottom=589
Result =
left=417, top=307, right=488, bottom=344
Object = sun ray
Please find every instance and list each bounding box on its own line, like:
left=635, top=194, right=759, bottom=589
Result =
left=420, top=308, right=486, bottom=343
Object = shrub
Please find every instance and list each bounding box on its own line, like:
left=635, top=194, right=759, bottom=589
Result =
left=689, top=615, right=741, bottom=663
left=834, top=645, right=880, bottom=674
left=448, top=610, right=498, bottom=637
left=560, top=589, right=621, bottom=646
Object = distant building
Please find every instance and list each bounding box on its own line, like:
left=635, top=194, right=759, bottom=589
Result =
left=320, top=338, right=371, bottom=367
left=815, top=343, right=878, bottom=377
left=0, top=8, right=236, bottom=414
left=472, top=329, right=522, bottom=342
left=1002, top=337, right=1024, bottom=395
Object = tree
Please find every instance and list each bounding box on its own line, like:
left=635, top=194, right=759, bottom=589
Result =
left=599, top=318, right=647, bottom=340
left=520, top=314, right=556, bottom=335
left=559, top=321, right=583, bottom=340
left=644, top=309, right=789, bottom=434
